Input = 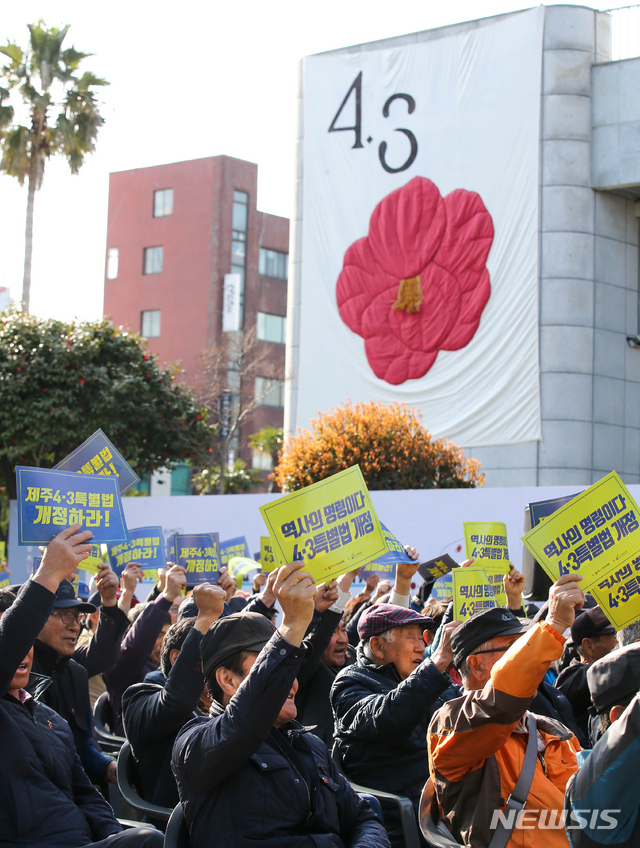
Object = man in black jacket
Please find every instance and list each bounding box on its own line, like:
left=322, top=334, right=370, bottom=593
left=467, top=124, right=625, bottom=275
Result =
left=172, top=562, right=390, bottom=848
left=331, top=603, right=460, bottom=847
left=122, top=582, right=227, bottom=809
left=555, top=605, right=617, bottom=740
left=29, top=563, right=131, bottom=784
left=0, top=525, right=162, bottom=848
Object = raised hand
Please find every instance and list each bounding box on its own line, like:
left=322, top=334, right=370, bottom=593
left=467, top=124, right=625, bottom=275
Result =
left=161, top=565, right=187, bottom=603
left=192, top=583, right=227, bottom=633
left=547, top=573, right=585, bottom=635
left=34, top=525, right=93, bottom=593
left=96, top=565, right=119, bottom=607
left=275, top=562, right=317, bottom=647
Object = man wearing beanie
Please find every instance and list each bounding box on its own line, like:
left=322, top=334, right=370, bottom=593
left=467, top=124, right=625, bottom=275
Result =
left=428, top=574, right=584, bottom=848
left=555, top=605, right=618, bottom=741
left=171, top=562, right=389, bottom=848
left=565, top=643, right=640, bottom=847
left=330, top=602, right=460, bottom=847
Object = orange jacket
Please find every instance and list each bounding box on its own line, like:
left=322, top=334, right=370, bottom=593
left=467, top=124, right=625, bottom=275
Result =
left=428, top=621, right=581, bottom=847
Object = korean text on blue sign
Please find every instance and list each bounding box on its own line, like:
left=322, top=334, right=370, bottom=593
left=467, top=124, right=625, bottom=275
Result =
left=54, top=429, right=140, bottom=494
left=220, top=536, right=250, bottom=566
left=359, top=524, right=411, bottom=579
left=174, top=533, right=221, bottom=583
left=108, top=526, right=167, bottom=576
left=16, top=466, right=128, bottom=546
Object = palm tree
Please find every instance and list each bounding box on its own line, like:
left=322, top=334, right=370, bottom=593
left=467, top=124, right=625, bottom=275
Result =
left=0, top=22, right=108, bottom=312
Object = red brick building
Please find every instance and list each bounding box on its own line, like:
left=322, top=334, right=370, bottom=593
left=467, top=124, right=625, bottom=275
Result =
left=103, top=155, right=289, bottom=485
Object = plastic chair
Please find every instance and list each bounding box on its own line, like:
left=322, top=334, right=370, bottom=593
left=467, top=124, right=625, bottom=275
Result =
left=332, top=745, right=420, bottom=848
left=94, top=692, right=126, bottom=752
left=419, top=778, right=463, bottom=848
left=163, top=804, right=190, bottom=848
left=116, top=741, right=172, bottom=824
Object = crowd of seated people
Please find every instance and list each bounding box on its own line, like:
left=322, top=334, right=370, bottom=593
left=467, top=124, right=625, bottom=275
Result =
left=4, top=524, right=640, bottom=848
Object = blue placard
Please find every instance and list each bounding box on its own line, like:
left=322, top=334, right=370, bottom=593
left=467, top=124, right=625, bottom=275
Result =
left=17, top=466, right=128, bottom=546
left=359, top=523, right=412, bottom=579
left=430, top=571, right=454, bottom=601
left=220, top=536, right=250, bottom=566
left=54, top=429, right=140, bottom=494
left=529, top=493, right=579, bottom=528
left=174, top=533, right=221, bottom=584
left=108, top=526, right=166, bottom=577
left=0, top=569, right=9, bottom=588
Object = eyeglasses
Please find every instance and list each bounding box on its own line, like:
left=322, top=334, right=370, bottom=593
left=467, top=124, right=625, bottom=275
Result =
left=51, top=610, right=86, bottom=626
left=469, top=647, right=510, bottom=657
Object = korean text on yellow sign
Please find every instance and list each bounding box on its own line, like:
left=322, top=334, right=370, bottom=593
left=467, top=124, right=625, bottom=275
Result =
left=452, top=567, right=498, bottom=621
left=259, top=465, right=387, bottom=584
left=79, top=545, right=105, bottom=575
left=521, top=472, right=640, bottom=590
left=589, top=551, right=640, bottom=630
left=260, top=536, right=279, bottom=572
left=464, top=521, right=510, bottom=605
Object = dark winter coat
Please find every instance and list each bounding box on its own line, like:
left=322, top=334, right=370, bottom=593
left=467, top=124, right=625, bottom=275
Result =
left=0, top=579, right=122, bottom=847
left=122, top=626, right=206, bottom=809
left=172, top=631, right=389, bottom=848
left=330, top=645, right=460, bottom=805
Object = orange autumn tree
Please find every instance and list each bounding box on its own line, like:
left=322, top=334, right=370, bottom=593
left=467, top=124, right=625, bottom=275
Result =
left=274, top=401, right=484, bottom=492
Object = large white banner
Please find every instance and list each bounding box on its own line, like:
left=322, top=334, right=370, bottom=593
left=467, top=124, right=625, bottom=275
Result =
left=292, top=8, right=544, bottom=446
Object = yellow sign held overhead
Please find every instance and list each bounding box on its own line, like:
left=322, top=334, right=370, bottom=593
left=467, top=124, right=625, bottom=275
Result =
left=260, top=536, right=279, bottom=573
left=521, top=472, right=640, bottom=590
left=260, top=466, right=387, bottom=584
left=452, top=567, right=498, bottom=621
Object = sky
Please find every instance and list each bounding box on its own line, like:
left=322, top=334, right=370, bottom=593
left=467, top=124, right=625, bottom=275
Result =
left=0, top=0, right=614, bottom=323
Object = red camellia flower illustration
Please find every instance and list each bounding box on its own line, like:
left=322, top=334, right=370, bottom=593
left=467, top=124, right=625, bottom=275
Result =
left=336, top=176, right=494, bottom=385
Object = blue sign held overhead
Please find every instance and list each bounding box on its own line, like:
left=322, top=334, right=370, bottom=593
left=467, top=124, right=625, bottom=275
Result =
left=54, top=429, right=140, bottom=494
left=16, top=466, right=128, bottom=546
left=108, top=526, right=166, bottom=577
left=174, top=533, right=221, bottom=584
left=220, top=536, right=250, bottom=566
left=359, top=523, right=412, bottom=581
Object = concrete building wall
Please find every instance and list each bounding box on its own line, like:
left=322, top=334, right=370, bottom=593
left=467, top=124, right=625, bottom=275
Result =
left=466, top=5, right=640, bottom=489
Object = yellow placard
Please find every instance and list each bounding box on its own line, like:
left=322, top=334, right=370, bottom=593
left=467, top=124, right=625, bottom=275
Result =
left=452, top=567, right=498, bottom=621
left=259, top=465, right=387, bottom=584
left=260, top=535, right=278, bottom=572
left=588, top=550, right=640, bottom=630
left=464, top=521, right=510, bottom=564
left=521, top=472, right=640, bottom=590
left=80, top=544, right=106, bottom=575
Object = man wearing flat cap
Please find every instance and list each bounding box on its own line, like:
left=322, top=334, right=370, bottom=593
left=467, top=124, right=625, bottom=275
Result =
left=172, top=562, right=389, bottom=848
left=428, top=574, right=585, bottom=848
left=565, top=643, right=640, bottom=847
left=555, top=606, right=618, bottom=742
left=330, top=602, right=460, bottom=847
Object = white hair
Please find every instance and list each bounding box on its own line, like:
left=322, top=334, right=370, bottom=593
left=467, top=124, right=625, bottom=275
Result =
left=363, top=629, right=395, bottom=663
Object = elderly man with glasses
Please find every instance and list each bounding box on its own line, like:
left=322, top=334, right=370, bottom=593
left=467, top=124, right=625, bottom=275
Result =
left=28, top=569, right=130, bottom=787
left=427, top=574, right=585, bottom=848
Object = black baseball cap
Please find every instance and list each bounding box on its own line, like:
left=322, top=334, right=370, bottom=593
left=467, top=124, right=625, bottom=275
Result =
left=570, top=606, right=615, bottom=644
left=200, top=611, right=275, bottom=682
left=588, top=643, right=640, bottom=714
left=52, top=580, right=96, bottom=613
left=452, top=607, right=529, bottom=669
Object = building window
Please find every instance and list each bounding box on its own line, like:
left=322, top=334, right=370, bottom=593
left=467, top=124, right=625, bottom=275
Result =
left=153, top=188, right=174, bottom=217
left=255, top=376, right=284, bottom=407
left=106, top=248, right=119, bottom=280
left=259, top=248, right=288, bottom=280
left=143, top=246, right=163, bottom=275
left=230, top=190, right=248, bottom=327
left=257, top=312, right=286, bottom=344
left=252, top=449, right=273, bottom=470
left=141, top=310, right=161, bottom=338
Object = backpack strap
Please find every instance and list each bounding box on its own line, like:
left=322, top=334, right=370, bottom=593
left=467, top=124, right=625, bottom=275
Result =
left=487, top=712, right=538, bottom=848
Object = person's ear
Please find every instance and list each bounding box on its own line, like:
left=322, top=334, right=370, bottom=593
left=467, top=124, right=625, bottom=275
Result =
left=610, top=704, right=626, bottom=724
left=215, top=666, right=238, bottom=699
left=169, top=648, right=180, bottom=667
left=368, top=636, right=386, bottom=662
left=581, top=638, right=593, bottom=659
left=467, top=654, right=481, bottom=675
